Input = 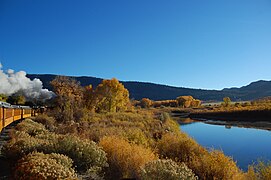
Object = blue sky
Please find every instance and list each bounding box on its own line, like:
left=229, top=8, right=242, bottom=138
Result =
left=0, top=0, right=270, bottom=90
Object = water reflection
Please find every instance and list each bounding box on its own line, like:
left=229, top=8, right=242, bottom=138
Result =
left=178, top=118, right=198, bottom=125
left=225, top=125, right=232, bottom=129
left=179, top=118, right=271, bottom=170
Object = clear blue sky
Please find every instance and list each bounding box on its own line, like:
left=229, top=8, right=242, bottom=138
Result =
left=0, top=0, right=270, bottom=90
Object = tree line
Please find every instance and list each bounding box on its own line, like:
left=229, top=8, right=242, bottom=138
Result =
left=137, top=96, right=202, bottom=108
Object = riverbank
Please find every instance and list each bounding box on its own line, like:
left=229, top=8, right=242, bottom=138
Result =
left=190, top=109, right=271, bottom=122
left=191, top=118, right=271, bottom=131
left=187, top=109, right=271, bottom=130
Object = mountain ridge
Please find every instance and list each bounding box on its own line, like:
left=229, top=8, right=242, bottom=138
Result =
left=27, top=74, right=271, bottom=101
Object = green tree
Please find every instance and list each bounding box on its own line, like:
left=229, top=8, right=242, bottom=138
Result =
left=94, top=78, right=130, bottom=112
left=0, top=94, right=7, bottom=102
left=7, top=94, right=26, bottom=105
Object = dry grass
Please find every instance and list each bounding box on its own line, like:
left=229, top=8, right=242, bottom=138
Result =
left=99, top=136, right=157, bottom=179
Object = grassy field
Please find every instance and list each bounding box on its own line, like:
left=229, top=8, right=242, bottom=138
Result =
left=1, top=108, right=271, bottom=179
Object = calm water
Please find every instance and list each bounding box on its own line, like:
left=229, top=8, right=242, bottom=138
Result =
left=180, top=120, right=271, bottom=170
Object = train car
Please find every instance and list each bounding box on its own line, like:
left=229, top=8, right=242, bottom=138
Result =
left=0, top=104, right=3, bottom=132
left=20, top=106, right=32, bottom=119
left=0, top=101, right=13, bottom=132
left=12, top=105, right=22, bottom=121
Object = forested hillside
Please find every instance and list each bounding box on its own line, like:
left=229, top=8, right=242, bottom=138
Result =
left=27, top=74, right=271, bottom=101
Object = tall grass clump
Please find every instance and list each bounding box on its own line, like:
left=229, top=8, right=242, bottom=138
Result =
left=190, top=150, right=243, bottom=180
left=157, top=132, right=206, bottom=163
left=246, top=161, right=271, bottom=180
left=99, top=136, right=157, bottom=179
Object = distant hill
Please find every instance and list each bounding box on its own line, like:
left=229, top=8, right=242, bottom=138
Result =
left=27, top=74, right=271, bottom=101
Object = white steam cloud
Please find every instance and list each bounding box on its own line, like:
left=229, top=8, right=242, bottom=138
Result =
left=0, top=63, right=55, bottom=100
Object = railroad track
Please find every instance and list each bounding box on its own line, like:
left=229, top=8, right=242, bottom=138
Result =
left=0, top=120, right=23, bottom=179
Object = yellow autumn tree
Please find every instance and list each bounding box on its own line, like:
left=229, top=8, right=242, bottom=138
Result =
left=176, top=96, right=201, bottom=108
left=223, top=97, right=231, bottom=107
left=140, top=98, right=153, bottom=108
left=176, top=96, right=194, bottom=108
left=94, top=78, right=129, bottom=112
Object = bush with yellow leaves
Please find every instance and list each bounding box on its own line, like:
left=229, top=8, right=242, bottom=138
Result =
left=157, top=132, right=206, bottom=163
left=190, top=150, right=243, bottom=180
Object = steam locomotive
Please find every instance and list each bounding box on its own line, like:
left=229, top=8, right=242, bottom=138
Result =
left=0, top=101, right=38, bottom=132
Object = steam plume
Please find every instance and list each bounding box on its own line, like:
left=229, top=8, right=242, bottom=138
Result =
left=0, top=63, right=55, bottom=100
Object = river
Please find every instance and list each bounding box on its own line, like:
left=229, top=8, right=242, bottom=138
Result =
left=179, top=119, right=271, bottom=170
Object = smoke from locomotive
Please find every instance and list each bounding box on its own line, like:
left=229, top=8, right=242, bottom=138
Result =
left=0, top=63, right=55, bottom=100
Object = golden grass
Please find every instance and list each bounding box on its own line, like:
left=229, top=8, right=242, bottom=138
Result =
left=99, top=136, right=157, bottom=179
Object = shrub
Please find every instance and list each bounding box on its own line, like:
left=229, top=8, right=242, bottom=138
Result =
left=247, top=161, right=271, bottom=180
left=2, top=131, right=49, bottom=160
left=139, top=159, right=197, bottom=180
left=3, top=120, right=108, bottom=178
left=34, top=114, right=56, bottom=131
left=14, top=152, right=77, bottom=180
left=163, top=117, right=181, bottom=134
left=5, top=135, right=107, bottom=178
left=140, top=98, right=153, bottom=108
left=15, top=119, right=49, bottom=136
left=245, top=166, right=257, bottom=180
left=124, top=128, right=150, bottom=147
left=55, top=135, right=108, bottom=174
left=190, top=150, right=242, bottom=180
left=157, top=133, right=206, bottom=163
left=99, top=136, right=157, bottom=179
